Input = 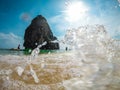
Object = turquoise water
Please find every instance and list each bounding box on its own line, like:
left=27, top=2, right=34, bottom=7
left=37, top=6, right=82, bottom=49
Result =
left=0, top=49, right=24, bottom=55
left=0, top=49, right=64, bottom=55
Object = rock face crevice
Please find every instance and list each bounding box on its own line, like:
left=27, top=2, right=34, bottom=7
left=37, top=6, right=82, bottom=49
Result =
left=23, top=15, right=59, bottom=50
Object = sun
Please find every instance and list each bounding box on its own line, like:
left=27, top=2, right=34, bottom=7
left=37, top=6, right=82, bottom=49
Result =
left=64, top=1, right=89, bottom=23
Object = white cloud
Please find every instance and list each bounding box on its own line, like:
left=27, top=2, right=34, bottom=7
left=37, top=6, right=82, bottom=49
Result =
left=48, top=14, right=70, bottom=36
left=49, top=15, right=62, bottom=24
left=0, top=33, right=23, bottom=49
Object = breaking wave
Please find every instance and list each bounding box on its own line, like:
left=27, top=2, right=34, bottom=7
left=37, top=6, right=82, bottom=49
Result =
left=0, top=25, right=120, bottom=90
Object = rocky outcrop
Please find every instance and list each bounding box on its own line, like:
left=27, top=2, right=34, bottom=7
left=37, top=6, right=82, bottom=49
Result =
left=23, top=15, right=59, bottom=50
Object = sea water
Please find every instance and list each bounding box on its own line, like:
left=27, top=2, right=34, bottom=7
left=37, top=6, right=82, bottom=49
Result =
left=0, top=49, right=24, bottom=55
left=0, top=25, right=120, bottom=90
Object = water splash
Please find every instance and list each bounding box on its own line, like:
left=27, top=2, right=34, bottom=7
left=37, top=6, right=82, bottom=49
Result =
left=16, top=66, right=24, bottom=76
left=16, top=41, right=47, bottom=83
left=29, top=64, right=39, bottom=83
left=0, top=25, right=120, bottom=90
left=28, top=41, right=47, bottom=83
left=64, top=25, right=115, bottom=61
left=61, top=25, right=120, bottom=89
left=30, top=41, right=47, bottom=60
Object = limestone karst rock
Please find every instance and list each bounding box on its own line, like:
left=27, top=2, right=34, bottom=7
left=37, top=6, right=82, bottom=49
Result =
left=23, top=15, right=59, bottom=50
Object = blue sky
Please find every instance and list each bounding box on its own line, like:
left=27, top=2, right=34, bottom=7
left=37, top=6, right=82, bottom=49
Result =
left=0, top=0, right=120, bottom=49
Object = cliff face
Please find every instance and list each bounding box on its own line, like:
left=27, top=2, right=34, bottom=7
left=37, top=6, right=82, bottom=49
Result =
left=23, top=15, right=59, bottom=50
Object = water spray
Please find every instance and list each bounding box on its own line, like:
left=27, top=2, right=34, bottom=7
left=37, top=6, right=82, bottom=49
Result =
left=16, top=41, right=47, bottom=83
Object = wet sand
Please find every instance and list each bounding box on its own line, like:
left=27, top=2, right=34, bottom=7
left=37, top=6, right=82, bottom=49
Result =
left=0, top=51, right=120, bottom=90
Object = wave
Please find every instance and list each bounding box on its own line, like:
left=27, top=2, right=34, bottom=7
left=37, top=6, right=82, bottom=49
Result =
left=0, top=25, right=120, bottom=90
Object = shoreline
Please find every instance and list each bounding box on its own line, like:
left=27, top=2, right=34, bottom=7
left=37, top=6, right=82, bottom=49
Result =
left=0, top=51, right=120, bottom=90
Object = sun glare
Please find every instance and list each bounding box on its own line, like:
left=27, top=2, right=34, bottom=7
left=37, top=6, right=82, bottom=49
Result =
left=64, top=1, right=89, bottom=23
